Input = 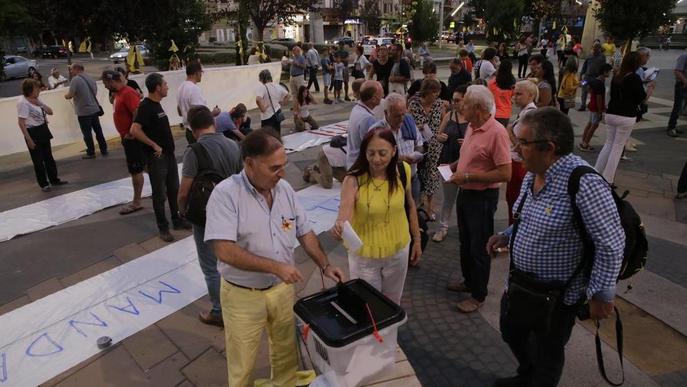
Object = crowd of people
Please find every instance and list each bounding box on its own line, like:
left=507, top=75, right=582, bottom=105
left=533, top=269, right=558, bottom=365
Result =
left=11, top=33, right=686, bottom=387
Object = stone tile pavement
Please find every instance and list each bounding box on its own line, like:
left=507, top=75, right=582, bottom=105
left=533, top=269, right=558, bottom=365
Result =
left=2, top=62, right=687, bottom=386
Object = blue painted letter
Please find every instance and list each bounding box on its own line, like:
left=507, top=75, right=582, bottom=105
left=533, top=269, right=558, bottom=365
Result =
left=25, top=333, right=63, bottom=357
left=138, top=281, right=181, bottom=304
left=106, top=296, right=140, bottom=315
left=0, top=352, right=7, bottom=382
left=68, top=312, right=108, bottom=338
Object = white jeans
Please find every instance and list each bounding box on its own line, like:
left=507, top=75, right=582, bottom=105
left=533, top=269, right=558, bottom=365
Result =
left=439, top=182, right=459, bottom=230
left=348, top=243, right=410, bottom=305
left=594, top=114, right=636, bottom=183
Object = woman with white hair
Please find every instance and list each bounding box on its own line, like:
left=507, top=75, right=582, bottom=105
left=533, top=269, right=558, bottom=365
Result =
left=255, top=69, right=289, bottom=136
left=505, top=80, right=538, bottom=224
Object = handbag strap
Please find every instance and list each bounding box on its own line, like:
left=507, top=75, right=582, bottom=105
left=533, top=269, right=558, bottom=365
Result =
left=78, top=75, right=99, bottom=102
left=264, top=84, right=277, bottom=114
left=595, top=307, right=625, bottom=386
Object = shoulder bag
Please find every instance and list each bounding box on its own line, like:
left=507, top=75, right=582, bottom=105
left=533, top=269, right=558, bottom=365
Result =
left=265, top=84, right=285, bottom=122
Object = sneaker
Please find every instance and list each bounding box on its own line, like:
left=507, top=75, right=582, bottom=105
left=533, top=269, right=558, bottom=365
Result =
left=344, top=96, right=351, bottom=101
left=432, top=228, right=448, bottom=242
left=676, top=191, right=687, bottom=200
left=82, top=154, right=96, bottom=159
left=625, top=143, right=638, bottom=152
left=198, top=311, right=224, bottom=327
left=577, top=143, right=593, bottom=152
left=41, top=185, right=52, bottom=192
left=577, top=107, right=586, bottom=112
left=324, top=98, right=333, bottom=104
left=620, top=154, right=632, bottom=161
left=159, top=230, right=174, bottom=242
left=447, top=281, right=470, bottom=292
left=51, top=180, right=69, bottom=186
left=302, top=167, right=312, bottom=183
left=456, top=298, right=483, bottom=313
left=101, top=150, right=109, bottom=156
left=668, top=129, right=680, bottom=137
left=173, top=218, right=192, bottom=230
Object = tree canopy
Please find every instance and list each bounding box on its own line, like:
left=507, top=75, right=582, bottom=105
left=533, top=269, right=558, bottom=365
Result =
left=484, top=0, right=525, bottom=41
left=407, top=0, right=439, bottom=45
left=594, top=0, right=677, bottom=42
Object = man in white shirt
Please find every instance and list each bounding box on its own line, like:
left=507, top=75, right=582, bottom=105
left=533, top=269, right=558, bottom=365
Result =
left=48, top=68, right=68, bottom=89
left=345, top=80, right=383, bottom=168
left=177, top=61, right=219, bottom=144
left=305, top=43, right=321, bottom=93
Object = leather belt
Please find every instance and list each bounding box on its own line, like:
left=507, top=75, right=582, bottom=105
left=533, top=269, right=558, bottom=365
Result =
left=226, top=279, right=274, bottom=291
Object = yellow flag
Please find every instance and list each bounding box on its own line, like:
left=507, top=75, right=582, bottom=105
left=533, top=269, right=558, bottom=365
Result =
left=553, top=21, right=557, bottom=30
left=169, top=39, right=179, bottom=52
left=78, top=40, right=88, bottom=53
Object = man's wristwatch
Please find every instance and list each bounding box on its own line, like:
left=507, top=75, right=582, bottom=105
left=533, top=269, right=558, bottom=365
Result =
left=464, top=172, right=470, bottom=184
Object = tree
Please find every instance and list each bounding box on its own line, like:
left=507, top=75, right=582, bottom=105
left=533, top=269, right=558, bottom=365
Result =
left=484, top=0, right=525, bottom=42
left=0, top=0, right=32, bottom=36
left=361, top=0, right=382, bottom=35
left=407, top=0, right=439, bottom=45
left=594, top=0, right=676, bottom=54
left=242, top=0, right=318, bottom=43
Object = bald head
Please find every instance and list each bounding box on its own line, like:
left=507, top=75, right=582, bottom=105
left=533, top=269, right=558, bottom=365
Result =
left=360, top=80, right=383, bottom=108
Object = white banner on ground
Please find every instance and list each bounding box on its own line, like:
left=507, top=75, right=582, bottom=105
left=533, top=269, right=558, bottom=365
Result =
left=0, top=183, right=341, bottom=387
left=0, top=63, right=281, bottom=157
left=0, top=122, right=347, bottom=243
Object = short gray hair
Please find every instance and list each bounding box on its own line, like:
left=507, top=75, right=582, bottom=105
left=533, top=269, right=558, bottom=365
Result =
left=515, top=79, right=538, bottom=102
left=465, top=85, right=494, bottom=113
left=637, top=46, right=651, bottom=55
left=384, top=92, right=406, bottom=111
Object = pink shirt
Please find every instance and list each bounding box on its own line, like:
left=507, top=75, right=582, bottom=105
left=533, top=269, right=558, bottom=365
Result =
left=457, top=116, right=512, bottom=190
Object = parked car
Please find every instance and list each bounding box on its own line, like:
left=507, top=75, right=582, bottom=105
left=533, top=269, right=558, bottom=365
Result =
left=332, top=36, right=355, bottom=47
left=361, top=36, right=395, bottom=56
left=1, top=55, right=38, bottom=81
left=34, top=45, right=70, bottom=58
left=109, top=45, right=150, bottom=64
left=268, top=38, right=297, bottom=50
left=440, top=31, right=456, bottom=43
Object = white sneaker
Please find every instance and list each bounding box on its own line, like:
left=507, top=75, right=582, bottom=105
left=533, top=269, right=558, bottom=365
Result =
left=625, top=143, right=638, bottom=152
left=432, top=228, right=448, bottom=242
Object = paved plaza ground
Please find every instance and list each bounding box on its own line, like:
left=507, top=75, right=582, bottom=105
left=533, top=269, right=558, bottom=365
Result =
left=1, top=49, right=686, bottom=387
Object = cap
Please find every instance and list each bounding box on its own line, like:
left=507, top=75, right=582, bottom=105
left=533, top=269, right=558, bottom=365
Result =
left=101, top=70, right=121, bottom=81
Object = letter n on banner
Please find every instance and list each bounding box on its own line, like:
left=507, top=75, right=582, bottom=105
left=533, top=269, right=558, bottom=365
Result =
left=68, top=312, right=108, bottom=338
left=138, top=281, right=181, bottom=304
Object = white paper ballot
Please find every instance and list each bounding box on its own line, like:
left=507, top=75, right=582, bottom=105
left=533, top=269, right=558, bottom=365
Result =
left=438, top=164, right=453, bottom=182
left=342, top=221, right=363, bottom=252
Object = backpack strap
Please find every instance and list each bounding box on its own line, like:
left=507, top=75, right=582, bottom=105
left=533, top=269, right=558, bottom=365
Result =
left=189, top=142, right=213, bottom=173
left=568, top=165, right=625, bottom=386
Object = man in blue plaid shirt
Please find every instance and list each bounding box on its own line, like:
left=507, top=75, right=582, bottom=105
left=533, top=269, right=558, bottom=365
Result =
left=487, top=108, right=625, bottom=387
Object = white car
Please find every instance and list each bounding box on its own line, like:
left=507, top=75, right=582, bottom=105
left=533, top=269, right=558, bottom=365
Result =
left=109, top=45, right=149, bottom=64
left=1, top=55, right=38, bottom=81
left=362, top=37, right=395, bottom=57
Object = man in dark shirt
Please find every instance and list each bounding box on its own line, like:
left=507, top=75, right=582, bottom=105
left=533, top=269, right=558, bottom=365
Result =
left=447, top=58, right=472, bottom=97
left=407, top=61, right=450, bottom=101
left=578, top=42, right=606, bottom=111
left=335, top=42, right=351, bottom=101
left=130, top=73, right=191, bottom=242
left=369, top=46, right=393, bottom=96
left=388, top=43, right=411, bottom=94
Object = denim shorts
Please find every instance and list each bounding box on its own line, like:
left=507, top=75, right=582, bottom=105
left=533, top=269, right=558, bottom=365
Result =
left=323, top=73, right=331, bottom=87
left=589, top=111, right=602, bottom=125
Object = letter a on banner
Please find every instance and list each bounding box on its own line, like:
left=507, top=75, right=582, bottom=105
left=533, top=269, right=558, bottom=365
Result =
left=138, top=281, right=181, bottom=304
left=68, top=312, right=108, bottom=338
left=25, top=333, right=63, bottom=357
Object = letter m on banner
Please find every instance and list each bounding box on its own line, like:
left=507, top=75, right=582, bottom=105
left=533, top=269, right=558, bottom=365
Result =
left=138, top=281, right=181, bottom=304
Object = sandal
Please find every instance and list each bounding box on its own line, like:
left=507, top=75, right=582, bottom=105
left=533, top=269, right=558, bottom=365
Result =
left=119, top=204, right=143, bottom=215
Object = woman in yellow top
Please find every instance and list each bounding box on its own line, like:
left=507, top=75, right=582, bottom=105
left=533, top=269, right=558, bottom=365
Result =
left=333, top=127, right=422, bottom=304
left=557, top=57, right=580, bottom=115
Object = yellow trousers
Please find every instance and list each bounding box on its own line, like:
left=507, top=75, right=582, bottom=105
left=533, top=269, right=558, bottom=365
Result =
left=221, top=281, right=298, bottom=387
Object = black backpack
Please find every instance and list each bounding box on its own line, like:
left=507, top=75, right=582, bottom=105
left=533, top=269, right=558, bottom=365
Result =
left=398, top=162, right=429, bottom=252
left=330, top=135, right=347, bottom=151
left=568, top=165, right=649, bottom=386
left=568, top=166, right=648, bottom=282
left=184, top=143, right=226, bottom=226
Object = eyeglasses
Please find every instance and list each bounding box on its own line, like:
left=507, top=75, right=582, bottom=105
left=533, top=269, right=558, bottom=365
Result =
left=515, top=138, right=550, bottom=147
